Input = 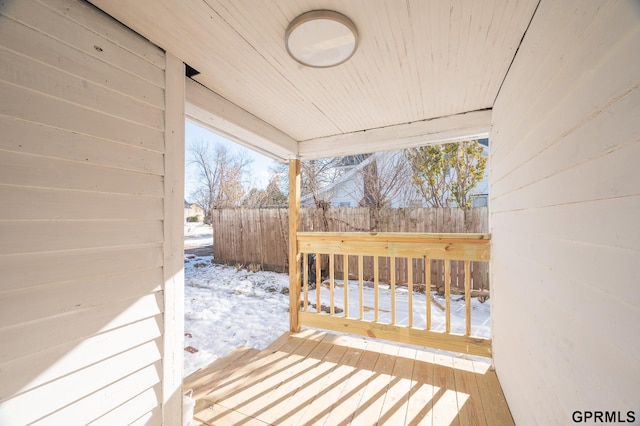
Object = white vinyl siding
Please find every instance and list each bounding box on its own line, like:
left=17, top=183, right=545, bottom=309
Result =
left=489, top=0, right=640, bottom=424
left=0, top=0, right=175, bottom=424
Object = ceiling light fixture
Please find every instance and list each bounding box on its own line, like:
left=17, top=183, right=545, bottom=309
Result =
left=285, top=10, right=358, bottom=68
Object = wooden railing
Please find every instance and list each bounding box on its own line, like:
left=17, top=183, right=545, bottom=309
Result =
left=296, top=232, right=492, bottom=357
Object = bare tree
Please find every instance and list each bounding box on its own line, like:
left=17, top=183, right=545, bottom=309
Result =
left=272, top=157, right=345, bottom=208
left=354, top=151, right=415, bottom=209
left=243, top=172, right=287, bottom=207
left=189, top=141, right=252, bottom=221
left=301, top=158, right=345, bottom=207
left=343, top=151, right=416, bottom=230
left=269, top=157, right=346, bottom=232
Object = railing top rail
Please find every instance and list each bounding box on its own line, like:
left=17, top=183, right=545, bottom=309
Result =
left=297, top=232, right=491, bottom=243
left=297, top=232, right=490, bottom=261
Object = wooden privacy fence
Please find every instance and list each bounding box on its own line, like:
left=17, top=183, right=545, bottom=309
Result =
left=212, top=207, right=489, bottom=291
left=212, top=208, right=290, bottom=272
left=297, top=232, right=492, bottom=357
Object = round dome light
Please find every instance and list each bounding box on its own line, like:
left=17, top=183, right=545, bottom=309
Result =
left=285, top=10, right=358, bottom=68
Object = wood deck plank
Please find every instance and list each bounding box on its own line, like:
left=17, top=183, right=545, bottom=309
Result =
left=405, top=349, right=436, bottom=426
left=186, top=332, right=514, bottom=426
left=245, top=335, right=335, bottom=424
left=473, top=361, right=515, bottom=426
left=377, top=345, right=416, bottom=425
left=349, top=342, right=400, bottom=425
left=193, top=331, right=312, bottom=409
left=193, top=401, right=269, bottom=425
left=283, top=338, right=351, bottom=425
left=301, top=336, right=367, bottom=425
left=260, top=330, right=299, bottom=353
left=184, top=346, right=260, bottom=400
left=431, top=354, right=460, bottom=426
left=321, top=340, right=380, bottom=426
left=453, top=357, right=487, bottom=426
left=211, top=333, right=324, bottom=414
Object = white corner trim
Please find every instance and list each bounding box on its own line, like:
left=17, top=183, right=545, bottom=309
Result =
left=162, top=52, right=185, bottom=426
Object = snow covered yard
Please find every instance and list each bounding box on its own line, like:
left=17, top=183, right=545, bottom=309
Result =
left=184, top=222, right=214, bottom=248
left=183, top=256, right=291, bottom=376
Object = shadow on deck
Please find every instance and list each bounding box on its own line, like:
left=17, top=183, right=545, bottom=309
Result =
left=183, top=329, right=513, bottom=425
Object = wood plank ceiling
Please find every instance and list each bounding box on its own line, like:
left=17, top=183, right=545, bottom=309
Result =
left=89, top=0, right=539, bottom=160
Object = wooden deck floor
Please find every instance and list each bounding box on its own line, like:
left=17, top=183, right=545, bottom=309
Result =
left=184, top=329, right=513, bottom=426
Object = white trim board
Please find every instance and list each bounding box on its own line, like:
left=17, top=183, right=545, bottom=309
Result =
left=298, top=109, right=491, bottom=159
left=185, top=78, right=297, bottom=162
left=162, top=52, right=185, bottom=425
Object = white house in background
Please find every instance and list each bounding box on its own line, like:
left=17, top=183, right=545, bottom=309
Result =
left=301, top=150, right=417, bottom=208
left=1, top=0, right=637, bottom=424
left=184, top=200, right=204, bottom=223
left=302, top=140, right=489, bottom=208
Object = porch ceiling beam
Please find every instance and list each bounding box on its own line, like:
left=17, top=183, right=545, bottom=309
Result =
left=298, top=109, right=492, bottom=160
left=185, top=78, right=298, bottom=162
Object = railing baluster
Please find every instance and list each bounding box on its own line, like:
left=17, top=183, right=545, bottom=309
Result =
left=408, top=258, right=413, bottom=328
left=390, top=256, right=396, bottom=325
left=445, top=259, right=451, bottom=333
left=374, top=256, right=379, bottom=322
left=330, top=254, right=335, bottom=315
left=344, top=254, right=349, bottom=318
left=425, top=256, right=431, bottom=330
left=465, top=260, right=471, bottom=336
left=315, top=252, right=321, bottom=314
left=358, top=255, right=364, bottom=320
left=303, top=253, right=308, bottom=311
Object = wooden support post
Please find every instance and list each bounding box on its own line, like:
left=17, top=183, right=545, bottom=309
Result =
left=288, top=158, right=301, bottom=332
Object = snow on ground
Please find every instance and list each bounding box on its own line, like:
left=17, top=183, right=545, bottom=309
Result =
left=184, top=235, right=214, bottom=248
left=184, top=222, right=213, bottom=247
left=184, top=222, right=213, bottom=237
left=183, top=252, right=491, bottom=376
left=304, top=280, right=491, bottom=338
left=183, top=256, right=291, bottom=376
